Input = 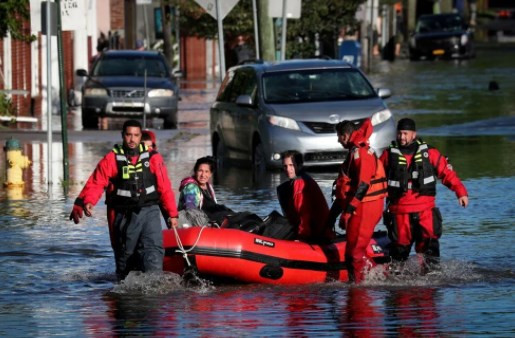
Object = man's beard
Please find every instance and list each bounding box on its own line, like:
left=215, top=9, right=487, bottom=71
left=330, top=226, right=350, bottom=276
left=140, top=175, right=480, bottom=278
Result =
left=123, top=144, right=140, bottom=156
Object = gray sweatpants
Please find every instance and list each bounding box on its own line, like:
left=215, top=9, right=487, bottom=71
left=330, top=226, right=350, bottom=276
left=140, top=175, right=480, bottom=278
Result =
left=113, top=204, right=164, bottom=279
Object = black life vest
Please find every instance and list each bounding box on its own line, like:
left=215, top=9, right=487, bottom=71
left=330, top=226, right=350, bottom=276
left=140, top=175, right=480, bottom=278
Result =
left=277, top=178, right=295, bottom=221
left=387, top=139, right=436, bottom=200
left=108, top=143, right=159, bottom=209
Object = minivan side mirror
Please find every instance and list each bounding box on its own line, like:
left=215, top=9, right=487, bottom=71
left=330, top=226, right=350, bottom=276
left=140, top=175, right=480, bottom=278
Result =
left=377, top=88, right=392, bottom=99
left=236, top=94, right=254, bottom=106
left=76, top=69, right=88, bottom=77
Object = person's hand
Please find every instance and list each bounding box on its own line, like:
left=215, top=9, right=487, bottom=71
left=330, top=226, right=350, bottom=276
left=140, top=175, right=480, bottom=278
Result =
left=458, top=196, right=469, bottom=208
left=167, top=217, right=178, bottom=229
left=84, top=203, right=93, bottom=217
left=69, top=204, right=84, bottom=224
left=69, top=202, right=93, bottom=224
left=339, top=213, right=352, bottom=230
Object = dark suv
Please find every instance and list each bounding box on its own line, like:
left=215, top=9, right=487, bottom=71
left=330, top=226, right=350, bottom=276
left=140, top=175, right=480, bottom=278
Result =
left=409, top=14, right=474, bottom=60
left=77, top=50, right=179, bottom=129
left=210, top=59, right=395, bottom=170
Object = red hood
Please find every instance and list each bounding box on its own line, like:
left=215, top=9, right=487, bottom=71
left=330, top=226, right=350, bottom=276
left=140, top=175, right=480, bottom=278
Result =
left=179, top=176, right=198, bottom=191
left=142, top=129, right=157, bottom=150
left=349, top=118, right=373, bottom=148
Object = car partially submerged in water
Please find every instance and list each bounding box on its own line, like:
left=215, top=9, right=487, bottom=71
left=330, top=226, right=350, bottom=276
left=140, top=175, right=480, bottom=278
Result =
left=409, top=13, right=475, bottom=61
left=210, top=59, right=396, bottom=170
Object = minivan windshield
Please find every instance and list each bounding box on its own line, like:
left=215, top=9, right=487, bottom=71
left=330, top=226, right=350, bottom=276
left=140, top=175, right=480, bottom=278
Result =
left=92, top=55, right=169, bottom=77
left=262, top=68, right=376, bottom=104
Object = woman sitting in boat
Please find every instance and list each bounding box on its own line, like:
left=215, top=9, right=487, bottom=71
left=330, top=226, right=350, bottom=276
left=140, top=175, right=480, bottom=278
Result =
left=178, top=156, right=232, bottom=226
left=275, top=150, right=335, bottom=243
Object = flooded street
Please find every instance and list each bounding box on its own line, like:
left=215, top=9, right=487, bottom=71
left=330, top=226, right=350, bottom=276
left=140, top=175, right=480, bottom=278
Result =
left=1, top=47, right=514, bottom=336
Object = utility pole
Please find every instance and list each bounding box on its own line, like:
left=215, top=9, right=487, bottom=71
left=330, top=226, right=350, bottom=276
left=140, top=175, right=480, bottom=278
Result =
left=45, top=1, right=53, bottom=187
left=252, top=0, right=260, bottom=59
left=125, top=0, right=137, bottom=49
left=56, top=0, right=69, bottom=184
left=258, top=0, right=275, bottom=61
left=280, top=0, right=288, bottom=60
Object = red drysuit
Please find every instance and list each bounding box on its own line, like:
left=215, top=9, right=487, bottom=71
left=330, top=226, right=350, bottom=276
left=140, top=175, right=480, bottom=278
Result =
left=333, top=119, right=387, bottom=283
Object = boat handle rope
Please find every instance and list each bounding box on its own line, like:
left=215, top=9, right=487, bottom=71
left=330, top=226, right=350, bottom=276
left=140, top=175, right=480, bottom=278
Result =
left=172, top=225, right=208, bottom=266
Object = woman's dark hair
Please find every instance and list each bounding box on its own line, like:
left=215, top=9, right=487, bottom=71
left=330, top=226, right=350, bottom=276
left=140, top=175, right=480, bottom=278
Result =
left=335, top=120, right=358, bottom=136
left=281, top=150, right=303, bottom=168
left=193, top=156, right=216, bottom=173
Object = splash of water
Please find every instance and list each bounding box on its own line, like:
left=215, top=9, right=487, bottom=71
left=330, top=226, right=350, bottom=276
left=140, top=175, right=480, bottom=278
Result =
left=110, top=271, right=214, bottom=295
left=363, top=255, right=485, bottom=287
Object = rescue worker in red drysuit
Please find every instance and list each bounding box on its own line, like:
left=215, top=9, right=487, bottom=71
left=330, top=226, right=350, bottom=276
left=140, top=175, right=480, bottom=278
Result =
left=277, top=150, right=335, bottom=243
left=105, top=129, right=159, bottom=250
left=328, top=118, right=387, bottom=283
left=379, top=118, right=468, bottom=268
left=69, top=120, right=178, bottom=280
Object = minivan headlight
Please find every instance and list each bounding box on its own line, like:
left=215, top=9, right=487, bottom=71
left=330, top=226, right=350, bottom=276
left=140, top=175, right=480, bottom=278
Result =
left=268, top=115, right=300, bottom=130
left=148, top=89, right=174, bottom=97
left=371, top=109, right=392, bottom=126
left=84, top=88, right=108, bottom=97
left=460, top=34, right=468, bottom=45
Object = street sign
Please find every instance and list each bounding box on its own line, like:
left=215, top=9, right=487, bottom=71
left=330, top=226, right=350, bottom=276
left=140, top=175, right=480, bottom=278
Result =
left=31, top=0, right=86, bottom=32
left=193, top=0, right=239, bottom=20
left=269, top=0, right=301, bottom=19
left=61, top=0, right=86, bottom=30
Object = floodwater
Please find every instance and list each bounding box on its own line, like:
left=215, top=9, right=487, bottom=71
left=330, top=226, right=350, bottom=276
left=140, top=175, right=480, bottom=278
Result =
left=0, top=47, right=514, bottom=336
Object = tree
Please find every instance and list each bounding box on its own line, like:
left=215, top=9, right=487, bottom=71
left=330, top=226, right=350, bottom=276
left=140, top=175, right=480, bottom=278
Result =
left=176, top=0, right=364, bottom=60
left=160, top=0, right=175, bottom=67
left=0, top=0, right=35, bottom=42
left=286, top=0, right=364, bottom=59
left=178, top=0, right=254, bottom=41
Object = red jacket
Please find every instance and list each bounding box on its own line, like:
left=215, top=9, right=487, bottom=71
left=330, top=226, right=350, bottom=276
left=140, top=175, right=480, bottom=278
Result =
left=278, top=173, right=334, bottom=241
left=76, top=149, right=178, bottom=218
left=379, top=141, right=468, bottom=213
left=335, top=119, right=386, bottom=213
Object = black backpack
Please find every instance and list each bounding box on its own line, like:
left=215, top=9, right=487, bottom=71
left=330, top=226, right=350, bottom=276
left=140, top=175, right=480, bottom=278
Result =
left=260, top=211, right=297, bottom=240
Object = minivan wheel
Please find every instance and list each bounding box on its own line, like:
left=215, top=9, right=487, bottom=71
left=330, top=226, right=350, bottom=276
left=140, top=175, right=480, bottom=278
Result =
left=215, top=138, right=226, bottom=168
left=252, top=142, right=266, bottom=172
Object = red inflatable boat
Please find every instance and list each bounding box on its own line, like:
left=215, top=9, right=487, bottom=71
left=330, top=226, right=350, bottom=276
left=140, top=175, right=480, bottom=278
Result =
left=163, top=227, right=391, bottom=284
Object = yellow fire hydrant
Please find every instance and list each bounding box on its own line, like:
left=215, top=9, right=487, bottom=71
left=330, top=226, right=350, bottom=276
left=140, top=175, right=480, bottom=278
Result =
left=4, top=138, right=31, bottom=186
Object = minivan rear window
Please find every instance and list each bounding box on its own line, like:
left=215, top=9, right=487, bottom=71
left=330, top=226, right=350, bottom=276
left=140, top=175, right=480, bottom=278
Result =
left=262, top=68, right=376, bottom=104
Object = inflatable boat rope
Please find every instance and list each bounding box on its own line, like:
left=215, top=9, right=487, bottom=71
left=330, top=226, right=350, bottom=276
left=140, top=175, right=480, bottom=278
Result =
left=172, top=225, right=208, bottom=266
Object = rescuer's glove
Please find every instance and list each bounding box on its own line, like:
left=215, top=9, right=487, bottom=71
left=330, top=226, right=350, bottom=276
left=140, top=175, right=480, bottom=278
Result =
left=69, top=198, right=89, bottom=224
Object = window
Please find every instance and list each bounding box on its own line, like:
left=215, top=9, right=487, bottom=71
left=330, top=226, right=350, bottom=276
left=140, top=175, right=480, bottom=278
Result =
left=93, top=55, right=169, bottom=77
left=263, top=69, right=376, bottom=104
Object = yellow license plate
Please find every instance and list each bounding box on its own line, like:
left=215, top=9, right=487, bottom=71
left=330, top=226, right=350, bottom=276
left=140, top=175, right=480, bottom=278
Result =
left=432, top=49, right=445, bottom=55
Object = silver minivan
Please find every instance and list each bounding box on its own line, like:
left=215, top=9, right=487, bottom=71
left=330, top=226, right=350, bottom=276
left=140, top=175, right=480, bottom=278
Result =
left=210, top=59, right=395, bottom=170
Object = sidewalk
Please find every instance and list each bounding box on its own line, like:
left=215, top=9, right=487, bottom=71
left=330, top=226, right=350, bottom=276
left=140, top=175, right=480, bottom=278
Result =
left=0, top=82, right=219, bottom=144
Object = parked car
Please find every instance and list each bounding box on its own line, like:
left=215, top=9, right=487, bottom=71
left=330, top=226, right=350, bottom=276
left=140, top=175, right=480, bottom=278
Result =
left=77, top=50, right=179, bottom=129
left=210, top=59, right=396, bottom=170
left=409, top=13, right=474, bottom=61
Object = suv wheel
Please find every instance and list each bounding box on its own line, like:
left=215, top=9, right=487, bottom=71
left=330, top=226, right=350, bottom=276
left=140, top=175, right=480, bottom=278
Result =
left=252, top=142, right=266, bottom=172
left=82, top=111, right=98, bottom=130
left=163, top=117, right=177, bottom=129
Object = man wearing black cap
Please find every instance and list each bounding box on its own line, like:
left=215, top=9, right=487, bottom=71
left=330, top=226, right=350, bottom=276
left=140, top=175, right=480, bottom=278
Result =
left=379, top=118, right=469, bottom=270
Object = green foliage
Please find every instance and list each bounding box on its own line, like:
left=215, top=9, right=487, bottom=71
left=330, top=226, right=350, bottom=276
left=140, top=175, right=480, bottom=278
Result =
left=178, top=0, right=254, bottom=41
left=178, top=0, right=364, bottom=58
left=0, top=0, right=35, bottom=42
left=286, top=0, right=364, bottom=58
left=0, top=92, right=16, bottom=117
